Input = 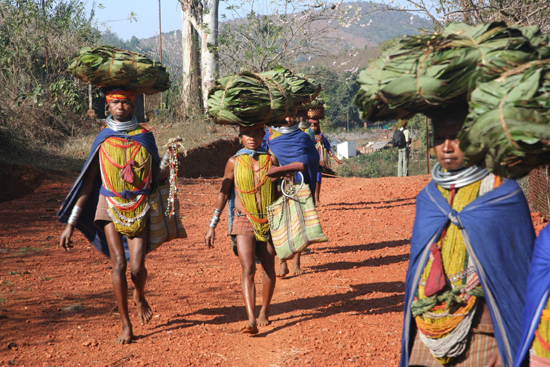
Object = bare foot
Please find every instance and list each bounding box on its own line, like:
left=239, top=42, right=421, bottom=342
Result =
left=291, top=254, right=304, bottom=275
left=257, top=309, right=270, bottom=326
left=241, top=325, right=259, bottom=334
left=277, top=262, right=289, bottom=278
left=115, top=325, right=134, bottom=344
left=134, top=290, right=153, bottom=326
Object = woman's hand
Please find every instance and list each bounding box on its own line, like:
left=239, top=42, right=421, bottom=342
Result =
left=59, top=224, right=75, bottom=252
left=484, top=349, right=503, bottom=367
left=205, top=227, right=215, bottom=248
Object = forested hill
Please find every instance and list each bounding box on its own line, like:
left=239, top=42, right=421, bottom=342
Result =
left=101, top=1, right=432, bottom=75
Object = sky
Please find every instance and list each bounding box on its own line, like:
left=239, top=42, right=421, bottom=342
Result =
left=85, top=0, right=191, bottom=41
left=84, top=0, right=425, bottom=42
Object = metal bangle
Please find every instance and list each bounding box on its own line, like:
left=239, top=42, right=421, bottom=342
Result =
left=68, top=206, right=83, bottom=226
left=208, top=215, right=220, bottom=228
left=213, top=208, right=222, bottom=215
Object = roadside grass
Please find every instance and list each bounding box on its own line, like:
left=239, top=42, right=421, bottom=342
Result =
left=13, top=245, right=45, bottom=258
left=335, top=147, right=435, bottom=178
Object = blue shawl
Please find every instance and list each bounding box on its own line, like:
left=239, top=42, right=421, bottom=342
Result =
left=401, top=179, right=535, bottom=367
left=267, top=128, right=319, bottom=199
left=57, top=128, right=160, bottom=261
left=513, top=224, right=550, bottom=367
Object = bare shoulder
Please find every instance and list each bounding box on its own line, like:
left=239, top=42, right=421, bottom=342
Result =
left=223, top=156, right=237, bottom=179
left=226, top=156, right=237, bottom=168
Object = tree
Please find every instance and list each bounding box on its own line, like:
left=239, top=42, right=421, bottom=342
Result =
left=217, top=0, right=364, bottom=74
left=379, top=0, right=550, bottom=32
left=297, top=65, right=362, bottom=130
left=178, top=0, right=219, bottom=114
left=100, top=29, right=126, bottom=49
left=201, top=0, right=219, bottom=106
left=0, top=0, right=99, bottom=159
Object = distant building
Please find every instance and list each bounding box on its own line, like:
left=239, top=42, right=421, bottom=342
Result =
left=336, top=141, right=357, bottom=159
left=360, top=140, right=391, bottom=154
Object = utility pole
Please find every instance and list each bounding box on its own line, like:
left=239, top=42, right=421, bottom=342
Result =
left=158, top=0, right=163, bottom=110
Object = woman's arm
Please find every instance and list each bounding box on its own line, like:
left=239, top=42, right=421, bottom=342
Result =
left=204, top=157, right=236, bottom=248
left=59, top=156, right=100, bottom=251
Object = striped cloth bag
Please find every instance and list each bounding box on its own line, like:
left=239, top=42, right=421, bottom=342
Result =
left=147, top=181, right=187, bottom=251
left=267, top=184, right=328, bottom=260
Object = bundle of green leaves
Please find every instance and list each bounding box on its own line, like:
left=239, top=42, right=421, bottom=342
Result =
left=354, top=22, right=550, bottom=122
left=68, top=46, right=171, bottom=95
left=460, top=61, right=550, bottom=178
left=207, top=66, right=321, bottom=126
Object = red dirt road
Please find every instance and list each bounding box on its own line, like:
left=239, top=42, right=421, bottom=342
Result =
left=0, top=171, right=472, bottom=366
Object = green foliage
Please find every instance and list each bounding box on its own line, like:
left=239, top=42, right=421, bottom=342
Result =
left=335, top=144, right=435, bottom=178
left=49, top=79, right=87, bottom=114
left=406, top=113, right=432, bottom=155
left=217, top=0, right=365, bottom=74
left=100, top=30, right=143, bottom=53
left=335, top=148, right=398, bottom=178
left=298, top=65, right=362, bottom=131
left=0, top=0, right=100, bottom=166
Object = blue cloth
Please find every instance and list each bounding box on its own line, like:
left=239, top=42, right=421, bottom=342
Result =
left=233, top=147, right=269, bottom=158
left=57, top=128, right=160, bottom=261
left=514, top=224, right=550, bottom=367
left=267, top=128, right=320, bottom=200
left=261, top=127, right=272, bottom=150
left=401, top=179, right=535, bottom=367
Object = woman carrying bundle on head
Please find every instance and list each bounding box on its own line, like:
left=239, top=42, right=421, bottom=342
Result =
left=353, top=22, right=549, bottom=367
left=204, top=124, right=280, bottom=335
left=402, top=104, right=534, bottom=367
left=58, top=87, right=174, bottom=344
left=309, top=117, right=342, bottom=204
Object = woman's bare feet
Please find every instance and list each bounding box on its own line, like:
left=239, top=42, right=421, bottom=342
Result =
left=257, top=308, right=270, bottom=326
left=291, top=253, right=304, bottom=275
left=115, top=324, right=134, bottom=344
left=133, top=289, right=153, bottom=326
left=277, top=261, right=289, bottom=278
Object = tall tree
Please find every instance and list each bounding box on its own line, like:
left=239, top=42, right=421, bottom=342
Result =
left=178, top=0, right=219, bottom=113
left=200, top=0, right=219, bottom=106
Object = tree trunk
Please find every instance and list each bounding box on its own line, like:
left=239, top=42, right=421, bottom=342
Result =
left=180, top=1, right=201, bottom=116
left=200, top=0, right=219, bottom=110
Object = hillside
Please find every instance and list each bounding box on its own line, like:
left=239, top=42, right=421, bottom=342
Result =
left=106, top=1, right=432, bottom=76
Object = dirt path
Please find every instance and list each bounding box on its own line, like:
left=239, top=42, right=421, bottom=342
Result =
left=0, top=171, right=438, bottom=366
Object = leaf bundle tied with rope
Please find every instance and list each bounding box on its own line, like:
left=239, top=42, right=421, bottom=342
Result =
left=206, top=66, right=321, bottom=127
left=460, top=60, right=550, bottom=178
left=68, top=46, right=171, bottom=95
left=354, top=22, right=550, bottom=122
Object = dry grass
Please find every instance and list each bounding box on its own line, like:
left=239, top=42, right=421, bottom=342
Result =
left=49, top=113, right=239, bottom=171
left=0, top=93, right=238, bottom=172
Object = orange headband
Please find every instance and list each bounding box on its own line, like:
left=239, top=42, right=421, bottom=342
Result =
left=106, top=89, right=135, bottom=103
